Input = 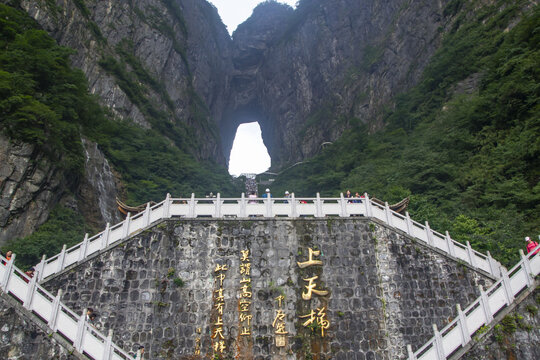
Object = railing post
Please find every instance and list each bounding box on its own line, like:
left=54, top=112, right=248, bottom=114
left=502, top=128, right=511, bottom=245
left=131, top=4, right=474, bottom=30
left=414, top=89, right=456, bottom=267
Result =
left=1, top=253, right=15, bottom=291
left=163, top=193, right=171, bottom=218
left=466, top=241, right=477, bottom=268
left=384, top=202, right=392, bottom=226
left=487, top=251, right=501, bottom=278
left=291, top=193, right=298, bottom=217
left=240, top=193, right=247, bottom=217
left=122, top=213, right=131, bottom=238
left=48, top=289, right=63, bottom=331
left=56, top=245, right=67, bottom=273
left=519, top=249, right=533, bottom=287
left=478, top=285, right=493, bottom=323
left=364, top=193, right=372, bottom=217
left=501, top=268, right=515, bottom=305
left=189, top=193, right=196, bottom=218
left=215, top=193, right=222, bottom=218
left=36, top=254, right=46, bottom=282
left=74, top=308, right=87, bottom=351
left=406, top=344, right=417, bottom=360
left=456, top=304, right=471, bottom=345
left=445, top=231, right=456, bottom=257
left=432, top=324, right=445, bottom=360
left=425, top=221, right=434, bottom=246
left=79, top=233, right=89, bottom=262
left=24, top=273, right=38, bottom=310
left=339, top=193, right=347, bottom=217
left=405, top=211, right=413, bottom=236
left=315, top=193, right=323, bottom=217
left=103, top=329, right=113, bottom=360
left=265, top=194, right=272, bottom=217
left=101, top=223, right=111, bottom=250
left=144, top=202, right=151, bottom=226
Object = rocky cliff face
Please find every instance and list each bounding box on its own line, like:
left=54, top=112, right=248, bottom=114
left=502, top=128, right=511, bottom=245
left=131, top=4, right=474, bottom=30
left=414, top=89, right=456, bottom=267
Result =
left=0, top=134, right=65, bottom=245
left=1, top=0, right=481, bottom=244
left=222, top=0, right=452, bottom=168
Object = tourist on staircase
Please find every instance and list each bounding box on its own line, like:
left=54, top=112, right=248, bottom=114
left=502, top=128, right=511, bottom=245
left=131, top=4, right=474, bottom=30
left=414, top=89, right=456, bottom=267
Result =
left=1, top=250, right=12, bottom=265
left=525, top=236, right=539, bottom=255
left=262, top=188, right=271, bottom=198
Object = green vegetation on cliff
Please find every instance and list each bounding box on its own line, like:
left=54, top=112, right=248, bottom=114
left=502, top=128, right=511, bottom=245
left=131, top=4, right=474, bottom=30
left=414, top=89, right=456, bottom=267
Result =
left=0, top=4, right=240, bottom=268
left=272, top=1, right=539, bottom=266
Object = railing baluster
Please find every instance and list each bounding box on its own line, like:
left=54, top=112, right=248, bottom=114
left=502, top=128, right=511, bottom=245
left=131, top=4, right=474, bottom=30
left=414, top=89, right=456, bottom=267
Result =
left=487, top=251, right=500, bottom=278
left=291, top=193, right=298, bottom=217
left=407, top=344, right=417, bottom=360
left=189, top=193, right=196, bottom=218
left=405, top=211, right=413, bottom=236
left=501, top=268, right=514, bottom=304
left=216, top=193, right=222, bottom=217
left=432, top=324, right=445, bottom=360
left=48, top=289, right=63, bottom=331
left=240, top=193, right=246, bottom=217
left=364, top=193, right=372, bottom=217
left=163, top=193, right=171, bottom=218
left=339, top=193, right=347, bottom=217
left=56, top=245, right=67, bottom=273
left=265, top=194, right=272, bottom=217
left=316, top=193, right=323, bottom=217
left=466, top=241, right=477, bottom=268
left=36, top=254, right=46, bottom=282
left=519, top=250, right=533, bottom=287
left=445, top=231, right=456, bottom=257
left=478, top=285, right=493, bottom=323
left=384, top=202, right=392, bottom=226
left=103, top=329, right=113, bottom=360
left=1, top=254, right=15, bottom=291
left=144, top=202, right=151, bottom=226
left=122, top=213, right=131, bottom=238
left=102, top=223, right=111, bottom=249
left=24, top=273, right=38, bottom=310
left=456, top=304, right=471, bottom=345
left=79, top=233, right=89, bottom=262
left=74, top=308, right=87, bottom=351
left=425, top=221, right=434, bottom=247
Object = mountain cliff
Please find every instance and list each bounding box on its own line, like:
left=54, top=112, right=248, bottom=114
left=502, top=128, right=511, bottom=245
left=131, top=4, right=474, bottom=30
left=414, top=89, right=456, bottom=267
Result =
left=223, top=0, right=451, bottom=168
left=1, top=0, right=538, bottom=268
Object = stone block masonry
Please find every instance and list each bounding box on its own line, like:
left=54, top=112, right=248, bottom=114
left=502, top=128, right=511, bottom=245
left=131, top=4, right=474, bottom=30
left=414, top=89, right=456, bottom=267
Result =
left=42, top=218, right=494, bottom=359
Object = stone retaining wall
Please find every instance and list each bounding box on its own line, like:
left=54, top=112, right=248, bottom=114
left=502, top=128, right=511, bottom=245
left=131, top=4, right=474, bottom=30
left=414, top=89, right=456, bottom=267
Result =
left=43, top=218, right=494, bottom=359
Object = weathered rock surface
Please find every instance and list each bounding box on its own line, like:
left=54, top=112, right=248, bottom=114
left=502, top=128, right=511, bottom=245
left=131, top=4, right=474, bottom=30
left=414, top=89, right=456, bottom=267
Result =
left=78, top=138, right=122, bottom=228
left=223, top=0, right=452, bottom=168
left=0, top=134, right=65, bottom=246
left=19, top=0, right=232, bottom=163
left=43, top=218, right=495, bottom=359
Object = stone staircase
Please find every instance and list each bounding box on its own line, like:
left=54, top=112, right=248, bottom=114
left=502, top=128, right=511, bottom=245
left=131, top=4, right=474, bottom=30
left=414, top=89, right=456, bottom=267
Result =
left=33, top=193, right=503, bottom=282
left=0, top=254, right=133, bottom=360
left=407, top=245, right=540, bottom=360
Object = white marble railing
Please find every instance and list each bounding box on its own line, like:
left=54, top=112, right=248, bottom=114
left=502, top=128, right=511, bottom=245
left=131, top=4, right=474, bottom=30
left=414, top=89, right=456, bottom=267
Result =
left=0, top=254, right=132, bottom=360
left=35, top=193, right=502, bottom=281
left=407, top=245, right=540, bottom=360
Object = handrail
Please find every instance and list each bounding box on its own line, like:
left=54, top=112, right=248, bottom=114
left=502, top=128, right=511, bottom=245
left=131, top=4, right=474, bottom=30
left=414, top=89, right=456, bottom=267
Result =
left=0, top=254, right=133, bottom=360
left=34, top=193, right=502, bottom=281
left=408, top=245, right=540, bottom=360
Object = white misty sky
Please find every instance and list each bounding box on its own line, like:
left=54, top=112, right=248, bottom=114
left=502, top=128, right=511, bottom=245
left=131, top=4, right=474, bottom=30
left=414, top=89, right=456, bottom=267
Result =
left=209, top=0, right=297, bottom=34
left=208, top=0, right=297, bottom=175
left=228, top=122, right=271, bottom=176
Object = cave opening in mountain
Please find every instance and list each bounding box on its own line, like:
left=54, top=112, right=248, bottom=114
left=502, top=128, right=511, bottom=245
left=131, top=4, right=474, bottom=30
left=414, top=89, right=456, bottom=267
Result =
left=228, top=122, right=271, bottom=176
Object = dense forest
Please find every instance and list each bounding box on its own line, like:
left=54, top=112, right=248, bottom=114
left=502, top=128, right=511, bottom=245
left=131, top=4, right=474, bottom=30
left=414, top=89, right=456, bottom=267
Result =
left=270, top=1, right=540, bottom=266
left=1, top=0, right=539, bottom=269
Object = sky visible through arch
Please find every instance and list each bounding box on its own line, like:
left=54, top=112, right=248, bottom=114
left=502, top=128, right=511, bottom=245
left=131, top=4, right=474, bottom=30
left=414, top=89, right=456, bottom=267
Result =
left=208, top=0, right=297, bottom=175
